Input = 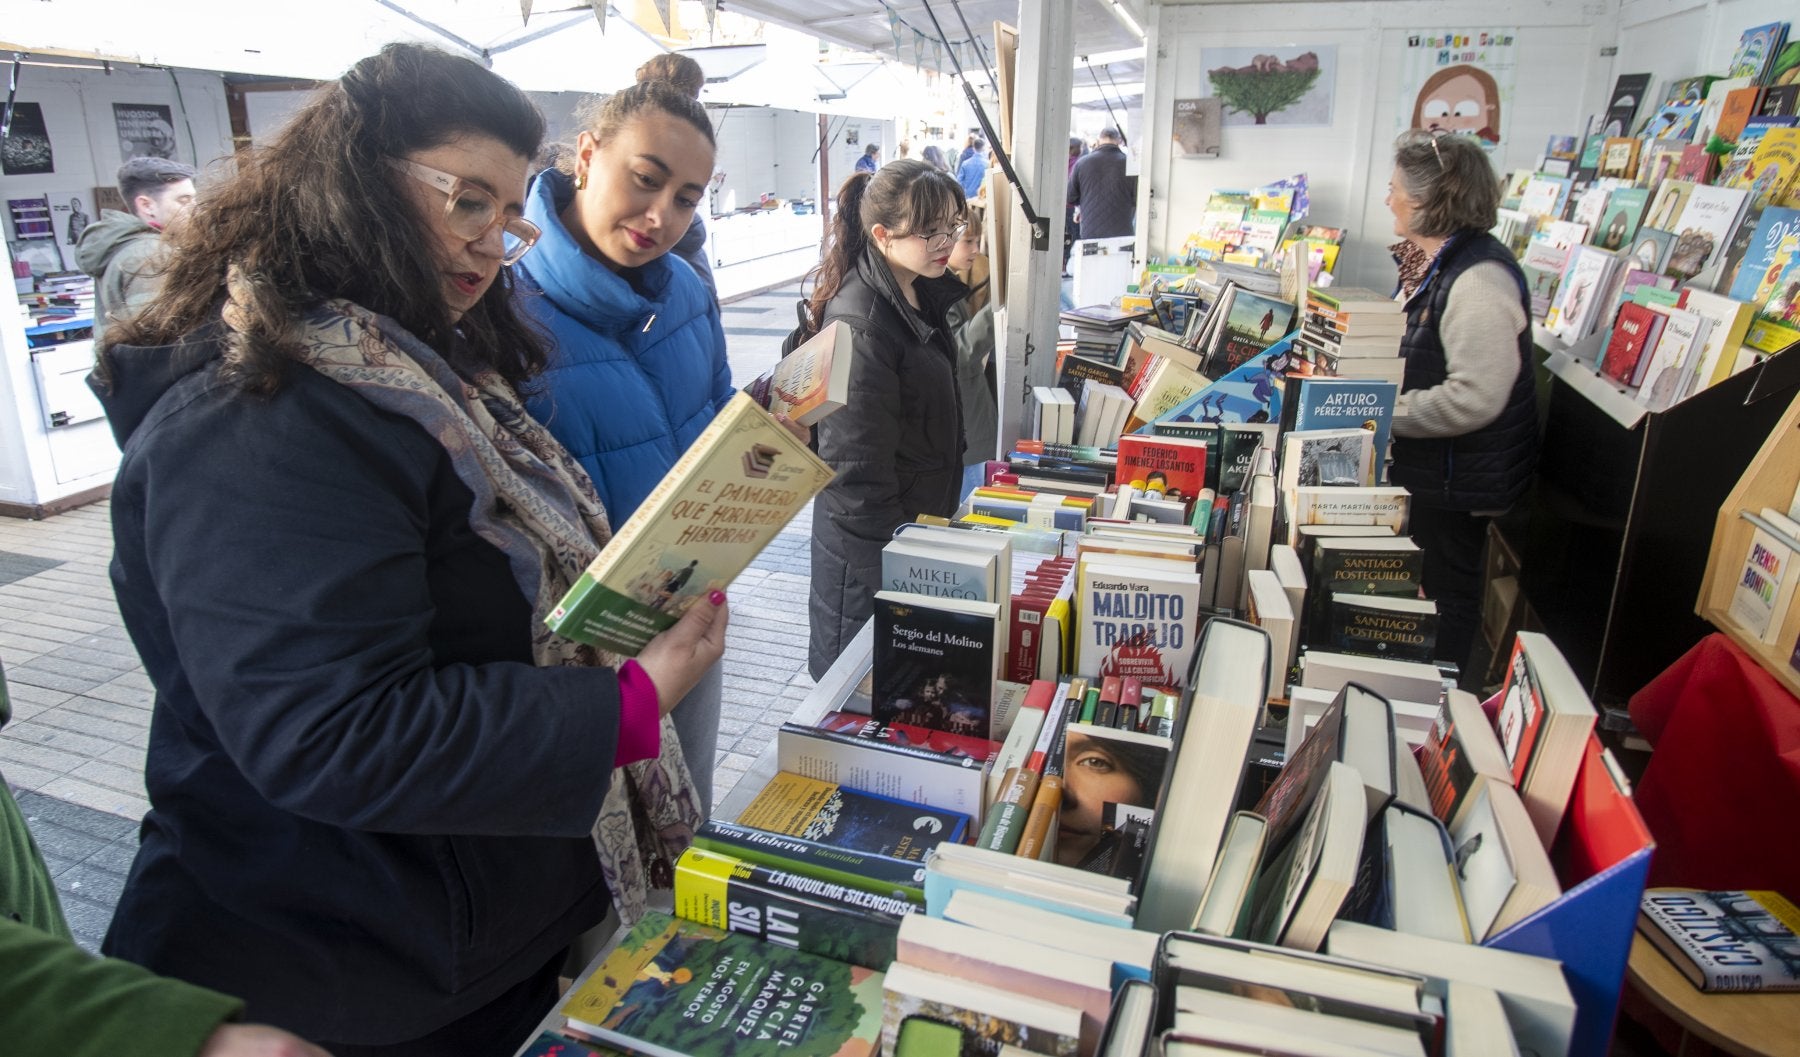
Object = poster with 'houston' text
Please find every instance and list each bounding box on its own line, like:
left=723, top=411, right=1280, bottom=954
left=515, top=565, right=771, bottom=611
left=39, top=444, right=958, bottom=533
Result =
left=1398, top=30, right=1518, bottom=153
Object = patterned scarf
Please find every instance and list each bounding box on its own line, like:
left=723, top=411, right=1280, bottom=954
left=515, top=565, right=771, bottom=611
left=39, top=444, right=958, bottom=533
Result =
left=1391, top=239, right=1435, bottom=300
left=258, top=294, right=701, bottom=925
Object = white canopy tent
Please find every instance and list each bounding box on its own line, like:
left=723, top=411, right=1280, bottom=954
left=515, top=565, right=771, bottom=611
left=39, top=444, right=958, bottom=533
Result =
left=0, top=0, right=664, bottom=89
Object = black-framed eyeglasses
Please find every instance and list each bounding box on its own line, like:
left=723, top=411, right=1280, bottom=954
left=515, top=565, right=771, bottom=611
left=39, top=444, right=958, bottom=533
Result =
left=911, top=224, right=969, bottom=252
left=387, top=159, right=541, bottom=265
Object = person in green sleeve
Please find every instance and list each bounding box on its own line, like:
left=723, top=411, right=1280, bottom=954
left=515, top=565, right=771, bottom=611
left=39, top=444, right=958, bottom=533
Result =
left=0, top=664, right=332, bottom=1057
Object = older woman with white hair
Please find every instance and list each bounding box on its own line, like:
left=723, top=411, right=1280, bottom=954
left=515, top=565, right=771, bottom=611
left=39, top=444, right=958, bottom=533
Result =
left=1384, top=129, right=1539, bottom=677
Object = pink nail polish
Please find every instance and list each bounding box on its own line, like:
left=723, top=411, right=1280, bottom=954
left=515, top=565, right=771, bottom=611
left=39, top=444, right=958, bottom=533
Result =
left=709, top=590, right=726, bottom=606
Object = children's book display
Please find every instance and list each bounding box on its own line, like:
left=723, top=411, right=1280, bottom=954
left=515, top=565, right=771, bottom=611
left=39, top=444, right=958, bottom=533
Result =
left=1514, top=41, right=1800, bottom=417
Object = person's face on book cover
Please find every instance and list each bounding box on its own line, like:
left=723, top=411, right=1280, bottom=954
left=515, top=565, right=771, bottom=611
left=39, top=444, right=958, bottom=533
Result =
left=1057, top=730, right=1158, bottom=867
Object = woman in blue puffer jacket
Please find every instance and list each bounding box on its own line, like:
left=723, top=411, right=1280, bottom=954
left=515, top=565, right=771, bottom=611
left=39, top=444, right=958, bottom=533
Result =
left=516, top=82, right=734, bottom=810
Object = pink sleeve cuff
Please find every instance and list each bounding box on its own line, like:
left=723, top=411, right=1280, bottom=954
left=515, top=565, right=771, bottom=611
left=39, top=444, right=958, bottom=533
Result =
left=614, top=660, right=663, bottom=767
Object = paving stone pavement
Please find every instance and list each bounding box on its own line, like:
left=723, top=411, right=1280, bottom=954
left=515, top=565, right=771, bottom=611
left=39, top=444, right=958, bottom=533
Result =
left=0, top=280, right=817, bottom=952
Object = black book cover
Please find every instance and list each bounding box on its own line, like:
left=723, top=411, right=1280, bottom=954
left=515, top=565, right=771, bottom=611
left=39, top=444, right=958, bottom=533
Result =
left=1325, top=594, right=1438, bottom=663
left=1057, top=356, right=1127, bottom=401
left=871, top=594, right=999, bottom=737
left=1306, top=541, right=1424, bottom=633
left=1151, top=420, right=1224, bottom=492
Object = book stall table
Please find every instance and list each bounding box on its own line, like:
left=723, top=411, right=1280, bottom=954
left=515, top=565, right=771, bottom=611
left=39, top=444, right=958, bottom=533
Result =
left=517, top=617, right=1658, bottom=1056
left=1624, top=931, right=1800, bottom=1057
left=510, top=627, right=874, bottom=1057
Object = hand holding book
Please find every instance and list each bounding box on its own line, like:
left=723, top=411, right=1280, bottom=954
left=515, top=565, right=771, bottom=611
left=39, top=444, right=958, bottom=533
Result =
left=636, top=590, right=730, bottom=714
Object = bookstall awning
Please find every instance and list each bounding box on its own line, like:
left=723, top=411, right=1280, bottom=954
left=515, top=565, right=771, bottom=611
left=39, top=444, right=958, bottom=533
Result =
left=721, top=0, right=1142, bottom=62
left=0, top=0, right=663, bottom=89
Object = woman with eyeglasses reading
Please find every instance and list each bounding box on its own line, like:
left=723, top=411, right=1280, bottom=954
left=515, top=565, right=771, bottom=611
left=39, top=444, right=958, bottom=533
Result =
left=798, top=160, right=970, bottom=677
left=90, top=45, right=727, bottom=1056
left=1384, top=129, right=1538, bottom=679
left=512, top=82, right=746, bottom=814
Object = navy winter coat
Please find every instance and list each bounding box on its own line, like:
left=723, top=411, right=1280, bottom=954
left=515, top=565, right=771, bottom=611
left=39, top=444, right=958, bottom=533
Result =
left=517, top=168, right=734, bottom=522
left=93, top=323, right=618, bottom=1045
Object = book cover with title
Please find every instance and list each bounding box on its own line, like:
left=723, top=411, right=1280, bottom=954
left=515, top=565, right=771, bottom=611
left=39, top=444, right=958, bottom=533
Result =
left=870, top=592, right=1002, bottom=739
left=1075, top=560, right=1204, bottom=689
left=547, top=393, right=834, bottom=654
left=1287, top=377, right=1397, bottom=481
left=561, top=911, right=885, bottom=1057
left=1115, top=434, right=1209, bottom=500
left=1640, top=889, right=1800, bottom=992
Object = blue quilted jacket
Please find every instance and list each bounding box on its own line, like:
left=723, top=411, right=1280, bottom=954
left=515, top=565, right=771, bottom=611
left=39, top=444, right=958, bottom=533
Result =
left=516, top=168, right=732, bottom=522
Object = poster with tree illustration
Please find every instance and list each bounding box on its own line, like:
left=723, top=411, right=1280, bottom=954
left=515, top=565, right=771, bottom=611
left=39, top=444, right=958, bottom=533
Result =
left=1201, top=46, right=1336, bottom=127
left=1397, top=30, right=1518, bottom=153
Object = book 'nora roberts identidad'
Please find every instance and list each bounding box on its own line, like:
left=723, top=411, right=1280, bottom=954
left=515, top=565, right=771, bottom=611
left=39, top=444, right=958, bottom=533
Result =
left=547, top=392, right=835, bottom=655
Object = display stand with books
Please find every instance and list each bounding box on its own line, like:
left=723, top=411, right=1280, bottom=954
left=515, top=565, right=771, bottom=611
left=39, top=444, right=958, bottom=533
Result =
left=516, top=616, right=1653, bottom=1057
left=1697, top=387, right=1800, bottom=697
left=1514, top=326, right=1800, bottom=704
left=1472, top=719, right=1654, bottom=1057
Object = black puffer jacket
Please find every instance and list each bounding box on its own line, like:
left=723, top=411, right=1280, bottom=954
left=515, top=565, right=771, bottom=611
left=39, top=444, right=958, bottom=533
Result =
left=1389, top=232, right=1538, bottom=512
left=807, top=248, right=969, bottom=677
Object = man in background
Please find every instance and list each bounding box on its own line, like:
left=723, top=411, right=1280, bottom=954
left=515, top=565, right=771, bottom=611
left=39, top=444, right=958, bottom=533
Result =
left=855, top=143, right=881, bottom=174
left=75, top=157, right=196, bottom=340
left=1067, top=127, right=1136, bottom=240
left=958, top=137, right=988, bottom=200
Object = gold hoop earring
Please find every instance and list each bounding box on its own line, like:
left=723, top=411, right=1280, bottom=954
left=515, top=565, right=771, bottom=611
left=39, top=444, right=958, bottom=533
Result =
left=575, top=170, right=588, bottom=191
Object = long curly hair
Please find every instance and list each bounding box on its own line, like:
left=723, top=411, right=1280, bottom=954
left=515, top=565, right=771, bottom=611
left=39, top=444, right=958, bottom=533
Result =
left=801, top=158, right=965, bottom=335
left=99, top=43, right=549, bottom=394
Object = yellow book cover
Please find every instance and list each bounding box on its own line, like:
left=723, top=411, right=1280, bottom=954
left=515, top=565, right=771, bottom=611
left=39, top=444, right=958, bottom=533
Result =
left=546, top=392, right=835, bottom=654
left=1745, top=129, right=1800, bottom=210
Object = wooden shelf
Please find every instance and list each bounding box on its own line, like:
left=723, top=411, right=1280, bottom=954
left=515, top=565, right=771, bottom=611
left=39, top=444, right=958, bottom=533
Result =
left=1697, top=390, right=1800, bottom=700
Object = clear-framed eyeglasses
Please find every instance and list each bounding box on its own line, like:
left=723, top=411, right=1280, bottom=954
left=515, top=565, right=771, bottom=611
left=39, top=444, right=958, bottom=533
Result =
left=387, top=159, right=541, bottom=265
left=911, top=223, right=969, bottom=253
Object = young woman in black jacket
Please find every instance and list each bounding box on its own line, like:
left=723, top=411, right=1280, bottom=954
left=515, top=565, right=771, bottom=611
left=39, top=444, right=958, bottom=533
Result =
left=800, top=160, right=970, bottom=677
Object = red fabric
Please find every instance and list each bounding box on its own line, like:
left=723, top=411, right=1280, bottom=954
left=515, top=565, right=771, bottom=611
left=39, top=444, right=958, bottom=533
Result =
left=1628, top=633, right=1800, bottom=894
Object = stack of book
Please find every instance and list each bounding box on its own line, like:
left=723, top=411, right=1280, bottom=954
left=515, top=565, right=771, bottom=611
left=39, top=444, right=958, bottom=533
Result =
left=19, top=272, right=95, bottom=325
left=556, top=911, right=889, bottom=1057
left=1274, top=375, right=1403, bottom=536
left=1061, top=304, right=1150, bottom=365
left=1293, top=287, right=1407, bottom=385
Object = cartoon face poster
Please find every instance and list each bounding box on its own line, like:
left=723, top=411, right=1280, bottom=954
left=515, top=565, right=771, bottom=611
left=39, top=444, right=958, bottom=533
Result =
left=1398, top=30, right=1518, bottom=153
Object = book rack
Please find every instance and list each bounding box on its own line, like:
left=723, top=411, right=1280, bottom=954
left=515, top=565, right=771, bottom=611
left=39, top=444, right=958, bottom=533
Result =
left=1480, top=697, right=1655, bottom=1057
left=1695, top=387, right=1800, bottom=697
left=1513, top=329, right=1800, bottom=706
